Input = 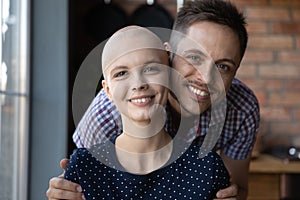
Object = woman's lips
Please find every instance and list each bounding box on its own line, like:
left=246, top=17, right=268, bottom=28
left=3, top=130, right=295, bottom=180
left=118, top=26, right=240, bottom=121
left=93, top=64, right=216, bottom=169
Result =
left=128, top=95, right=155, bottom=106
left=130, top=97, right=152, bottom=103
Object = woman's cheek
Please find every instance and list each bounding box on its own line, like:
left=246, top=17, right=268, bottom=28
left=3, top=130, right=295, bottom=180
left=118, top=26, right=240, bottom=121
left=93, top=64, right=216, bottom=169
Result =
left=111, top=81, right=128, bottom=101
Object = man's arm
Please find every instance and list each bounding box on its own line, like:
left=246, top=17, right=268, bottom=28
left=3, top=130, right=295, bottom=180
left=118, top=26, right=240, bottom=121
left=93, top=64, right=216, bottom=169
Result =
left=215, top=183, right=238, bottom=200
left=47, top=90, right=120, bottom=200
left=219, top=153, right=251, bottom=200
left=214, top=80, right=259, bottom=200
left=46, top=159, right=85, bottom=200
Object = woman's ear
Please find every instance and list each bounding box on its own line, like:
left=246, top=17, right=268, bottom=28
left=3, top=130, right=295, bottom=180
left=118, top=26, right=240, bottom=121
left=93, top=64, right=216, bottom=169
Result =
left=102, top=80, right=113, bottom=101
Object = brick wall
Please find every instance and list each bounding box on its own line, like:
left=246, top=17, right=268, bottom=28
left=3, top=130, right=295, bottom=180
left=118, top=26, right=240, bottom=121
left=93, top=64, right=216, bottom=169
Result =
left=231, top=0, right=300, bottom=149
left=117, top=0, right=300, bottom=149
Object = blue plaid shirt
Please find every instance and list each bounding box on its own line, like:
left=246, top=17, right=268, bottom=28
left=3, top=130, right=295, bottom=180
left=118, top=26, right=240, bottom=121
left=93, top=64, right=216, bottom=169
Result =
left=73, top=78, right=260, bottom=160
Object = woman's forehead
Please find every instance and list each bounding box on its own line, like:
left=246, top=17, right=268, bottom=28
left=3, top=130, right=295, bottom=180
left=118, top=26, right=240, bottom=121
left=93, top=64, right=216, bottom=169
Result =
left=105, top=49, right=168, bottom=74
left=102, top=26, right=165, bottom=72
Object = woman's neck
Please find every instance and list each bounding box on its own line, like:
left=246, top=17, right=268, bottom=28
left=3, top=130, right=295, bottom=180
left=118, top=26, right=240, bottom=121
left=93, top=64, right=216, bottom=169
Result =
left=115, top=125, right=173, bottom=174
left=116, top=127, right=171, bottom=153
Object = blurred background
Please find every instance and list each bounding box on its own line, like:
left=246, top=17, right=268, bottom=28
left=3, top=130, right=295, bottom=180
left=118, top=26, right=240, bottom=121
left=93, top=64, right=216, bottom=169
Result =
left=0, top=0, right=299, bottom=199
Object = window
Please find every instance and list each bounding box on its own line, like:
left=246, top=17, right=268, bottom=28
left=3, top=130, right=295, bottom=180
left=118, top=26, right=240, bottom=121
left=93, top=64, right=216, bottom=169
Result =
left=0, top=0, right=30, bottom=199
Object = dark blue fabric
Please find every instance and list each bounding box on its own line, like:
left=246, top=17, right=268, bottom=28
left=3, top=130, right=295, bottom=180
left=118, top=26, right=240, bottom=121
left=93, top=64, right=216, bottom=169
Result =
left=65, top=137, right=230, bottom=200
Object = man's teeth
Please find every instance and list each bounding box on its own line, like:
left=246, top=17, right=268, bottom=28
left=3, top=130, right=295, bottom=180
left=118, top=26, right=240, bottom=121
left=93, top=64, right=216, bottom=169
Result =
left=189, top=86, right=209, bottom=96
left=131, top=97, right=151, bottom=103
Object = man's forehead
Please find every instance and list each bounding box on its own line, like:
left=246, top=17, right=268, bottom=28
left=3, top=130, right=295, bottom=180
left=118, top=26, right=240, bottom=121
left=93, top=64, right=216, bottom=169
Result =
left=174, top=36, right=209, bottom=57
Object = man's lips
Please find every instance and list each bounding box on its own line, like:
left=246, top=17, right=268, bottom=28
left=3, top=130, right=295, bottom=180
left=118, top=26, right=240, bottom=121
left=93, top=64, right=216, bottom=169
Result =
left=188, top=85, right=210, bottom=97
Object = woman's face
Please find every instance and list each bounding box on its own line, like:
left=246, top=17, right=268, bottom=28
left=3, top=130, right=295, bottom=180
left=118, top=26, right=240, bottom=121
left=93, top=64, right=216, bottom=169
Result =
left=102, top=49, right=169, bottom=126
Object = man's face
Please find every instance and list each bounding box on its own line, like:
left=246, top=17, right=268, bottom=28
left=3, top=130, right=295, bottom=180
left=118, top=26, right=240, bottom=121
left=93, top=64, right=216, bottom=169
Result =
left=170, top=21, right=241, bottom=115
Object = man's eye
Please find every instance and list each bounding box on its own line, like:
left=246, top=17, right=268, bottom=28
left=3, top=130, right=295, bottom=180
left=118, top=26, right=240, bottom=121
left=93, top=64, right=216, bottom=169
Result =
left=113, top=71, right=127, bottom=78
left=216, top=63, right=230, bottom=71
left=188, top=55, right=199, bottom=60
left=186, top=55, right=202, bottom=64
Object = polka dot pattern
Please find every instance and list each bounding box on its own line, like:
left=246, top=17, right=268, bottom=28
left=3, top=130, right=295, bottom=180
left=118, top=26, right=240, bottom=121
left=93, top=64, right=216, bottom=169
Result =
left=65, top=139, right=230, bottom=199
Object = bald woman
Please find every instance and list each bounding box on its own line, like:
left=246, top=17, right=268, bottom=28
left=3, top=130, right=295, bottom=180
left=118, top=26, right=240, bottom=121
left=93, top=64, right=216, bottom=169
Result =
left=63, top=26, right=230, bottom=200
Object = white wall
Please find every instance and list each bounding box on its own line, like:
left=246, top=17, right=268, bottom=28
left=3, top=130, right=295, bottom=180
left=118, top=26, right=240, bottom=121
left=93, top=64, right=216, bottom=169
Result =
left=29, top=0, right=68, bottom=199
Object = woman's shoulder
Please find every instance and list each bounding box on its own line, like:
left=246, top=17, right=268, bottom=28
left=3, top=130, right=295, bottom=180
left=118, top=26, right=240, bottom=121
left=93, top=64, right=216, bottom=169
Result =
left=70, top=141, right=112, bottom=162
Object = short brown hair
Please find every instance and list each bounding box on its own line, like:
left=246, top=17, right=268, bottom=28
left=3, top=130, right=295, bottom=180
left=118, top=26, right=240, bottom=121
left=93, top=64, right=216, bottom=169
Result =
left=171, top=0, right=248, bottom=60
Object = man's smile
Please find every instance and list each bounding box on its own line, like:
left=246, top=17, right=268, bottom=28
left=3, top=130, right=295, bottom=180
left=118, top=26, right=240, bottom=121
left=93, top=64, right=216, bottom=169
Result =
left=188, top=85, right=210, bottom=97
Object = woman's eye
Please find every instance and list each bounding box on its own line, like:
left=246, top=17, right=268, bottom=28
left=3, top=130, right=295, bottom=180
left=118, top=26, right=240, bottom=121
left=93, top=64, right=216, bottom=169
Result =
left=113, top=71, right=127, bottom=78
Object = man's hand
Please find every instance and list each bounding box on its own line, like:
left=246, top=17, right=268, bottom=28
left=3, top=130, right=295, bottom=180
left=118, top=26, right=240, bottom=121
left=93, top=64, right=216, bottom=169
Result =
left=214, top=183, right=238, bottom=200
left=46, top=159, right=85, bottom=200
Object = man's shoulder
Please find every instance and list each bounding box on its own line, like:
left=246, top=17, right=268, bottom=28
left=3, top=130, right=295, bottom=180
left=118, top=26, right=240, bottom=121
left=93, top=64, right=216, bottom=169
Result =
left=227, top=78, right=259, bottom=113
left=91, top=88, right=118, bottom=116
left=94, top=88, right=113, bottom=107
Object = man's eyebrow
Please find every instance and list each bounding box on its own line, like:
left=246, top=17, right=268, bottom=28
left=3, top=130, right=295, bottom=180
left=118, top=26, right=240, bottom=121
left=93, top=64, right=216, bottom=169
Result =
left=182, top=49, right=208, bottom=57
left=215, top=58, right=237, bottom=68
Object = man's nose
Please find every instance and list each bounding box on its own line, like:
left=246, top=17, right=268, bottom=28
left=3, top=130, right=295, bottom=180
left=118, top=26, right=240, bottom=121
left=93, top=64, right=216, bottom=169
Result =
left=195, top=62, right=217, bottom=84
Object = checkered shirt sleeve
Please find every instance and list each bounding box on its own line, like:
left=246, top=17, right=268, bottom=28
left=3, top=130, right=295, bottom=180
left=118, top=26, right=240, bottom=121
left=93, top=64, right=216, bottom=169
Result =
left=73, top=78, right=260, bottom=160
left=73, top=89, right=122, bottom=148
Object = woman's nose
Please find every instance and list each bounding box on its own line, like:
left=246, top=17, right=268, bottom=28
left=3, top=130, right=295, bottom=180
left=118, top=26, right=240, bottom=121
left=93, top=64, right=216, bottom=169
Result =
left=131, top=74, right=149, bottom=91
left=133, top=83, right=149, bottom=91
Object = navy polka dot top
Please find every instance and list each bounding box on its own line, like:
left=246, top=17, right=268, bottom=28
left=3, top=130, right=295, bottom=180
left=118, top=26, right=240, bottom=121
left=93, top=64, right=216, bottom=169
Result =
left=65, top=137, right=230, bottom=200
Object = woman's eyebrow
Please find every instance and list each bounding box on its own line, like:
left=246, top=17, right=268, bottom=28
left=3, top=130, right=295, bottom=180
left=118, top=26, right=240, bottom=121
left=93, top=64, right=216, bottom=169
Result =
left=107, top=65, right=128, bottom=74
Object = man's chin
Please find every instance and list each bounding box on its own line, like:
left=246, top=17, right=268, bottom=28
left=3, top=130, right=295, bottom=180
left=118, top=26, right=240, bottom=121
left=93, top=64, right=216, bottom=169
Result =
left=180, top=102, right=211, bottom=117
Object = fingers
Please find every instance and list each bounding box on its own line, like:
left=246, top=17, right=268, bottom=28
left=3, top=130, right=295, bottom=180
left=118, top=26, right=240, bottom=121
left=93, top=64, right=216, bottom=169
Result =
left=46, top=188, right=85, bottom=200
left=213, top=198, right=236, bottom=200
left=46, top=177, right=84, bottom=200
left=215, top=183, right=238, bottom=200
left=50, top=177, right=82, bottom=192
left=60, top=158, right=70, bottom=170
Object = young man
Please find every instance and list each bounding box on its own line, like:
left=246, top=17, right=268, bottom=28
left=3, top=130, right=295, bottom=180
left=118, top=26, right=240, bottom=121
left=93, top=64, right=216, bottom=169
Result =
left=47, top=0, right=259, bottom=199
left=64, top=25, right=230, bottom=200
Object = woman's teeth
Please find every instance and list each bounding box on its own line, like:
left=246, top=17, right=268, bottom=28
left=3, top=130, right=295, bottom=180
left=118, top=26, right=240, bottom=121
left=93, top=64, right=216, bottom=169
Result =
left=131, top=97, right=151, bottom=103
left=189, top=86, right=209, bottom=97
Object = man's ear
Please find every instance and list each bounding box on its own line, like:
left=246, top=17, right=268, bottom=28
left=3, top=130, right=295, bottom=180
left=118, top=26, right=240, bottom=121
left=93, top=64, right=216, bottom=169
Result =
left=102, top=80, right=113, bottom=101
left=164, top=42, right=171, bottom=54
left=164, top=42, right=170, bottom=50
left=164, top=42, right=173, bottom=62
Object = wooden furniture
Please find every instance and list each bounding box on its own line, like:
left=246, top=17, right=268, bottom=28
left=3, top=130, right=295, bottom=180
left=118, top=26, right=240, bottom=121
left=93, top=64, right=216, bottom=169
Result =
left=248, top=154, right=300, bottom=200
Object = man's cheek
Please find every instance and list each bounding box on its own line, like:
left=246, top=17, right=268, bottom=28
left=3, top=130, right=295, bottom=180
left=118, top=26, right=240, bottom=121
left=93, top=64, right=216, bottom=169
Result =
left=154, top=75, right=169, bottom=88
